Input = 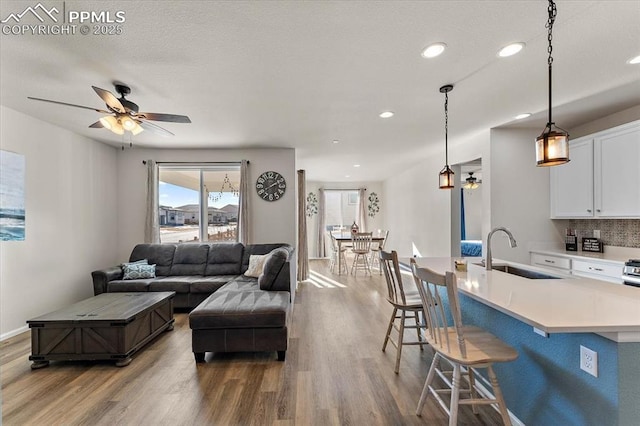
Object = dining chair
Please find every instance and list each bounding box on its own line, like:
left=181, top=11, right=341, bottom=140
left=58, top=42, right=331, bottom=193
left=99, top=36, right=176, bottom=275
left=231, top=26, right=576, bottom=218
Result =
left=350, top=232, right=372, bottom=276
left=380, top=250, right=427, bottom=373
left=328, top=231, right=348, bottom=274
left=370, top=230, right=389, bottom=275
left=410, top=258, right=518, bottom=426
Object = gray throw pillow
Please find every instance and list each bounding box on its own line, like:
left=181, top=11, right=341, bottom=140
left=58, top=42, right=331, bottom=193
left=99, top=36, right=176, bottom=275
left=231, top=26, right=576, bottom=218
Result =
left=258, top=248, right=289, bottom=290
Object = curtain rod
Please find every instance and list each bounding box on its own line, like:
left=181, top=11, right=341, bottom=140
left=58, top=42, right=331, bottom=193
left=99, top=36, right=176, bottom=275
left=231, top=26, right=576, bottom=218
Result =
left=322, top=188, right=366, bottom=191
left=142, top=160, right=249, bottom=165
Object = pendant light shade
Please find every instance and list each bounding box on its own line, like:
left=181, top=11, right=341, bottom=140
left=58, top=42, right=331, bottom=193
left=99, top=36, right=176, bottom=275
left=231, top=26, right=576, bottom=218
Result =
left=536, top=125, right=569, bottom=166
left=536, top=0, right=569, bottom=167
left=439, top=165, right=455, bottom=189
left=439, top=84, right=455, bottom=189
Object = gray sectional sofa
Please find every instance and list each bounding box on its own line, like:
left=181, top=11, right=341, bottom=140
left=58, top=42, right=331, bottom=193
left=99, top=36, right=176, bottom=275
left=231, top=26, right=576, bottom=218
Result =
left=91, top=242, right=294, bottom=361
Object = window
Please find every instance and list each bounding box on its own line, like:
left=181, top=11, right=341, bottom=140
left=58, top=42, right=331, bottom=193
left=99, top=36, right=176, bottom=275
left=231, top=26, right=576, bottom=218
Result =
left=324, top=190, right=359, bottom=231
left=158, top=164, right=240, bottom=243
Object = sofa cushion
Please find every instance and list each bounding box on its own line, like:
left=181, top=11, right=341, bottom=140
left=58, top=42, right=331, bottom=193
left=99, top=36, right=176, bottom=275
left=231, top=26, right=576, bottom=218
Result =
left=130, top=244, right=176, bottom=276
left=189, top=290, right=289, bottom=329
left=190, top=276, right=238, bottom=293
left=245, top=254, right=267, bottom=278
left=221, top=277, right=260, bottom=292
left=123, top=263, right=156, bottom=280
left=241, top=243, right=291, bottom=273
left=258, top=248, right=289, bottom=290
left=205, top=243, right=243, bottom=276
left=149, top=276, right=196, bottom=293
left=107, top=279, right=154, bottom=292
left=169, top=244, right=209, bottom=276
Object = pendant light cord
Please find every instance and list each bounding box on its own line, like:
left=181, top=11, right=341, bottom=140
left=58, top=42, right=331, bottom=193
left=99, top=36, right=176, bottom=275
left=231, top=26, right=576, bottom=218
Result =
left=546, top=0, right=557, bottom=127
left=444, top=90, right=449, bottom=165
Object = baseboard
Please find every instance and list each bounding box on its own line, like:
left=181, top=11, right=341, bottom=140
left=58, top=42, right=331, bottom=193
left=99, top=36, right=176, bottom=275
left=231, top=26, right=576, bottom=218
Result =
left=1, top=325, right=29, bottom=342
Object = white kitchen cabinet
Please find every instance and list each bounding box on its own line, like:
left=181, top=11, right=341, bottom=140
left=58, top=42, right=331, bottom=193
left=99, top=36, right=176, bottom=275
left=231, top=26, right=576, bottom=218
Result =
left=530, top=252, right=571, bottom=271
left=571, top=259, right=622, bottom=284
left=550, top=120, right=640, bottom=218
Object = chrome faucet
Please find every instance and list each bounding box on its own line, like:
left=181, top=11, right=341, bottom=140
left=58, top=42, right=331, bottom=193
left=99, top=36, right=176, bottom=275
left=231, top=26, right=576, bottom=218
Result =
left=485, top=227, right=517, bottom=270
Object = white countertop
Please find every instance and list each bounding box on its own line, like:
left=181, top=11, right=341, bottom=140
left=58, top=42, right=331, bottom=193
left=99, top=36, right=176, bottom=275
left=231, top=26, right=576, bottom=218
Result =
left=404, top=257, right=640, bottom=343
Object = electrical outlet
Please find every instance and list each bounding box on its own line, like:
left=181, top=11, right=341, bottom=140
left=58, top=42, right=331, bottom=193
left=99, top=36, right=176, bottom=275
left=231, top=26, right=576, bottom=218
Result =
left=580, top=345, right=598, bottom=377
left=594, top=230, right=601, bottom=239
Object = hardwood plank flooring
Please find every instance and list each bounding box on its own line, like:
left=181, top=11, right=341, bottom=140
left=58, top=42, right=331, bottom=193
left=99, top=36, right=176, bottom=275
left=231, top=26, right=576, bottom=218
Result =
left=1, top=260, right=504, bottom=425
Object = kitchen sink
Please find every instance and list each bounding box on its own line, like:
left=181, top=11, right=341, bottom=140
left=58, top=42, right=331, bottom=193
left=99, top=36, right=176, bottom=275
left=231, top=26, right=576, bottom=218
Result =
left=473, top=263, right=562, bottom=279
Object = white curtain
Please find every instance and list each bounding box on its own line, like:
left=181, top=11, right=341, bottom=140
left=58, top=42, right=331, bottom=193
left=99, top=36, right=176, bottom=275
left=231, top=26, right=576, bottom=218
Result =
left=238, top=159, right=250, bottom=244
left=358, top=188, right=367, bottom=232
left=317, top=188, right=326, bottom=257
left=297, top=170, right=309, bottom=281
left=144, top=159, right=160, bottom=243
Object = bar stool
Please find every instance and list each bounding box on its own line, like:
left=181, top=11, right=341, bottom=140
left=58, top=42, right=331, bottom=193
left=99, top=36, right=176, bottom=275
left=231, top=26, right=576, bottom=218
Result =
left=380, top=250, right=427, bottom=373
left=410, top=258, right=518, bottom=425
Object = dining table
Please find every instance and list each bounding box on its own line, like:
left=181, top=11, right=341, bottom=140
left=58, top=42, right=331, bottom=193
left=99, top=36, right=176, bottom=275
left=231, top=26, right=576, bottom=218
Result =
left=332, top=232, right=386, bottom=275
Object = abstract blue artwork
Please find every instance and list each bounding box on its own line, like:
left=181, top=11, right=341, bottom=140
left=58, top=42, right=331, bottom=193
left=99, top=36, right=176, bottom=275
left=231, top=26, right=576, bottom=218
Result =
left=0, top=150, right=25, bottom=241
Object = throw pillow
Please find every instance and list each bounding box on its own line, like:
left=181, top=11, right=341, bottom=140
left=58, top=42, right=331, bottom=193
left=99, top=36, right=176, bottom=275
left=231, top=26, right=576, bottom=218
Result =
left=258, top=248, right=289, bottom=290
left=123, top=263, right=156, bottom=280
left=245, top=254, right=267, bottom=278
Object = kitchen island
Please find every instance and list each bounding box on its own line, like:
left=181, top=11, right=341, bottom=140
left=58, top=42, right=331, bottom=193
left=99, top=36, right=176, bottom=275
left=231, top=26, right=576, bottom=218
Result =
left=405, top=257, right=640, bottom=426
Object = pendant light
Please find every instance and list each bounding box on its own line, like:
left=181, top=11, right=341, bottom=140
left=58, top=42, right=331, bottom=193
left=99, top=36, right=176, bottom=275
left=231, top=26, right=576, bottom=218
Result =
left=536, top=0, right=569, bottom=166
left=438, top=84, right=455, bottom=189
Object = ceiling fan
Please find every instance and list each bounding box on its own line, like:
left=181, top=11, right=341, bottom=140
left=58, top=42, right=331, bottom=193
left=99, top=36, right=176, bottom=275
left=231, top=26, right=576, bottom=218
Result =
left=462, top=172, right=481, bottom=190
left=28, top=83, right=191, bottom=137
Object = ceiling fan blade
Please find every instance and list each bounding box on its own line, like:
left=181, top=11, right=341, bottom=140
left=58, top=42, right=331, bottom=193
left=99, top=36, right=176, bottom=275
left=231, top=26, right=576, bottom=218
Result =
left=27, top=97, right=111, bottom=114
left=136, top=112, right=191, bottom=123
left=92, top=86, right=125, bottom=113
left=138, top=120, right=174, bottom=137
left=89, top=121, right=104, bottom=128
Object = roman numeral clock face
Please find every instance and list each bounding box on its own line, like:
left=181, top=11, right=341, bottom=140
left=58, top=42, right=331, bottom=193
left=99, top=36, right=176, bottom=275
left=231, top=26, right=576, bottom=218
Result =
left=256, top=171, right=286, bottom=202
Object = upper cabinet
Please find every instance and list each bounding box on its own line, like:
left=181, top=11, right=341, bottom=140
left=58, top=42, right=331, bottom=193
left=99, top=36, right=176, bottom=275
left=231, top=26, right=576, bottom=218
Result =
left=550, top=120, right=640, bottom=219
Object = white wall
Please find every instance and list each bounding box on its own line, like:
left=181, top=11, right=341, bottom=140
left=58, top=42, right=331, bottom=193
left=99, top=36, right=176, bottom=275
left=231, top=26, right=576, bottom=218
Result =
left=488, top=128, right=561, bottom=264
left=305, top=181, right=384, bottom=258
left=462, top=185, right=483, bottom=240
left=0, top=106, right=118, bottom=338
left=115, top=148, right=297, bottom=260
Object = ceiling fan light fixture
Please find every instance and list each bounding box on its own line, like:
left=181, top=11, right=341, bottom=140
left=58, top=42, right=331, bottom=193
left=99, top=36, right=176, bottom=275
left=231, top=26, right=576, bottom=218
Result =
left=463, top=172, right=479, bottom=189
left=120, top=115, right=137, bottom=131
left=99, top=115, right=124, bottom=135
left=131, top=122, right=144, bottom=135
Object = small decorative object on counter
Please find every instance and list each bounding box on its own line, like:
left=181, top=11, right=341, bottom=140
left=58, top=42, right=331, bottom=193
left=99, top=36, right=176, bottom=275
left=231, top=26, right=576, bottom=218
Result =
left=454, top=259, right=467, bottom=272
left=351, top=222, right=359, bottom=235
left=582, top=238, right=604, bottom=253
left=565, top=228, right=577, bottom=251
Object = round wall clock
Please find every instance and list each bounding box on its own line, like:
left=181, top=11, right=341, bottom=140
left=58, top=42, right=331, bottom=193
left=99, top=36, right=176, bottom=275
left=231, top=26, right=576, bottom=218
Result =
left=256, top=171, right=286, bottom=201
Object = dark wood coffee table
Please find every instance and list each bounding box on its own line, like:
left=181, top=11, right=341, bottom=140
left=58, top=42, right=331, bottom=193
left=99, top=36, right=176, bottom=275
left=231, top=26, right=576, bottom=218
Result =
left=27, top=292, right=175, bottom=368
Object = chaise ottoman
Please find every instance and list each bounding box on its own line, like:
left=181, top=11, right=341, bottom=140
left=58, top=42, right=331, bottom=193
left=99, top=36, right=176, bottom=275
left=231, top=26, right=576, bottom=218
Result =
left=189, top=288, right=290, bottom=362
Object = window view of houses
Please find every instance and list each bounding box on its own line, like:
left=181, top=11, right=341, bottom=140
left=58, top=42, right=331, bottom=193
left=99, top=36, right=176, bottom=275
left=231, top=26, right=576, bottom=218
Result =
left=159, top=167, right=240, bottom=243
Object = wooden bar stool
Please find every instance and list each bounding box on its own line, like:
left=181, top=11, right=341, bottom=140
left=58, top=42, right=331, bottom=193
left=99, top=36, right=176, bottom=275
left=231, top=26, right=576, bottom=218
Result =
left=410, top=258, right=518, bottom=425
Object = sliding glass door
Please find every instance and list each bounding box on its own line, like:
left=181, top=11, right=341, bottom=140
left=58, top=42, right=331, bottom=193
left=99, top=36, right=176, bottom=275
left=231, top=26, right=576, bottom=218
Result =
left=158, top=164, right=240, bottom=243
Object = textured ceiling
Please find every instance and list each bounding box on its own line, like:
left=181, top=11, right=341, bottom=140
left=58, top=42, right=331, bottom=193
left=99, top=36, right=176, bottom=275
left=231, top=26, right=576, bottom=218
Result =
left=1, top=1, right=639, bottom=182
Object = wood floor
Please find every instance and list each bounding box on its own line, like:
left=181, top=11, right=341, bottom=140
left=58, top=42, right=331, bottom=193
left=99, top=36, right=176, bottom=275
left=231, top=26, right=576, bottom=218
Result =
left=1, top=260, right=504, bottom=425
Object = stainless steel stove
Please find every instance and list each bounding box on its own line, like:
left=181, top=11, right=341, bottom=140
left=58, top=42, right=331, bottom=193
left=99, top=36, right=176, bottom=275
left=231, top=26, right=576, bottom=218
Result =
left=622, top=259, right=640, bottom=287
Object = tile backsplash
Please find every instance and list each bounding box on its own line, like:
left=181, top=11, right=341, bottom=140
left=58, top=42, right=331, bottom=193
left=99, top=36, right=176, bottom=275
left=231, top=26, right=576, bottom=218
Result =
left=554, top=219, right=640, bottom=248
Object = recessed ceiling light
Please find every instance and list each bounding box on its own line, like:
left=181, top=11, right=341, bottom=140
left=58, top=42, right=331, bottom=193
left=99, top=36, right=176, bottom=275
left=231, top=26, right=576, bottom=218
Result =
left=345, top=175, right=350, bottom=178
left=421, top=42, right=447, bottom=58
left=332, top=139, right=339, bottom=144
left=353, top=164, right=360, bottom=168
left=628, top=55, right=640, bottom=64
left=498, top=42, right=525, bottom=57
left=379, top=111, right=394, bottom=118
left=515, top=113, right=531, bottom=120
